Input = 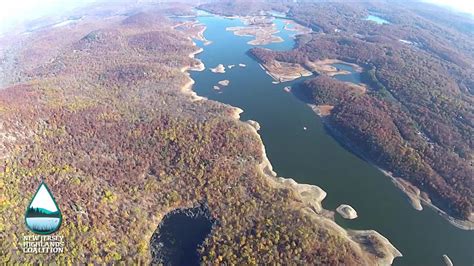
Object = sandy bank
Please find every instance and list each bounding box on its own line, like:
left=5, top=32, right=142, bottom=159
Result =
left=181, top=46, right=205, bottom=72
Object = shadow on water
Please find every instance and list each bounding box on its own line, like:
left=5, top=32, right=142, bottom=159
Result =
left=289, top=81, right=313, bottom=104
left=150, top=204, right=216, bottom=266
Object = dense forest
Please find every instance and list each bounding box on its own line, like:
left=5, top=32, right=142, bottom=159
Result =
left=241, top=1, right=473, bottom=222
left=0, top=2, right=398, bottom=264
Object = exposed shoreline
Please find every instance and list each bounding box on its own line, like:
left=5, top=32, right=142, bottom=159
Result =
left=282, top=19, right=313, bottom=35
left=183, top=36, right=402, bottom=264
left=336, top=204, right=358, bottom=219
left=308, top=106, right=474, bottom=231
left=179, top=44, right=206, bottom=102
left=383, top=169, right=474, bottom=230
left=257, top=57, right=368, bottom=86
left=225, top=16, right=284, bottom=46
left=259, top=61, right=312, bottom=83
left=258, top=47, right=473, bottom=229
left=305, top=59, right=363, bottom=75
left=234, top=9, right=473, bottom=230
left=245, top=119, right=402, bottom=265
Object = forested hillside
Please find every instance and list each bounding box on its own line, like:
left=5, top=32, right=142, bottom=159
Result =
left=0, top=2, right=399, bottom=264
left=205, top=0, right=474, bottom=223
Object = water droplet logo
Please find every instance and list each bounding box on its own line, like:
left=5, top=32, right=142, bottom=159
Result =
left=25, top=182, right=62, bottom=234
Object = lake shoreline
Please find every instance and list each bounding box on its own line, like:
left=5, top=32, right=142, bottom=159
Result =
left=150, top=203, right=216, bottom=265
left=183, top=29, right=402, bottom=264
left=225, top=15, right=285, bottom=46
left=179, top=44, right=206, bottom=102
left=190, top=8, right=474, bottom=265
left=244, top=118, right=402, bottom=265
left=308, top=106, right=474, bottom=231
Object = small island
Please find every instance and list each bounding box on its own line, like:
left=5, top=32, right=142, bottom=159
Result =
left=226, top=16, right=284, bottom=45
left=336, top=204, right=358, bottom=220
left=218, top=80, right=230, bottom=86
left=210, top=64, right=226, bottom=73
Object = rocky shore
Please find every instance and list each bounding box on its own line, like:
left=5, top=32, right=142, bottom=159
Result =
left=184, top=28, right=402, bottom=265
left=244, top=119, right=402, bottom=265
left=309, top=103, right=474, bottom=231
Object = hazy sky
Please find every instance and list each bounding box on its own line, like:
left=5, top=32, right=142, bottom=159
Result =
left=0, top=0, right=94, bottom=22
left=0, top=0, right=473, bottom=34
left=0, top=0, right=96, bottom=34
left=425, top=0, right=474, bottom=14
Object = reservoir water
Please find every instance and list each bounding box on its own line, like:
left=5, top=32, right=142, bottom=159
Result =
left=188, top=14, right=474, bottom=265
left=366, top=14, right=391, bottom=25
left=25, top=217, right=61, bottom=232
left=331, top=63, right=362, bottom=84
left=150, top=206, right=214, bottom=265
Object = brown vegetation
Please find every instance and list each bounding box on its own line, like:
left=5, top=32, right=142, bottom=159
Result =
left=242, top=0, right=473, bottom=225
left=0, top=4, right=400, bottom=265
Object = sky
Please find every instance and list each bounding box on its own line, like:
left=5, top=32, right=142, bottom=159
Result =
left=0, top=0, right=473, bottom=34
left=0, top=0, right=97, bottom=22
left=424, top=0, right=474, bottom=14
left=0, top=0, right=97, bottom=34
